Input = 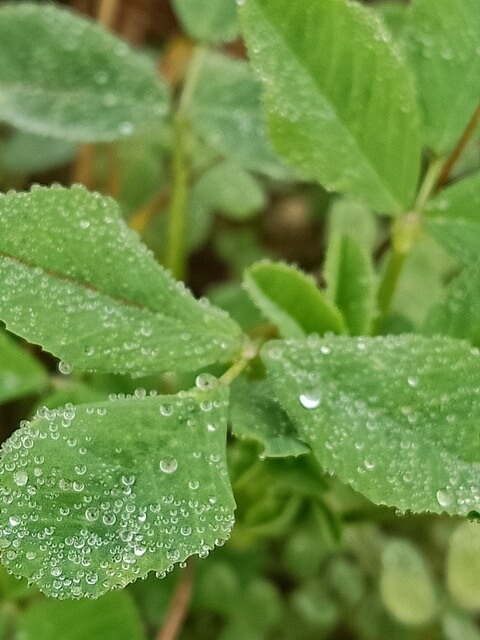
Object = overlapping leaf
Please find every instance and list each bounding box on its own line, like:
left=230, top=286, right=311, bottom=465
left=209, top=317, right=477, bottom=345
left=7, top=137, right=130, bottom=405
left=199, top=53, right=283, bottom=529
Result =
left=239, top=0, right=421, bottom=213
left=230, top=378, right=309, bottom=457
left=406, top=0, right=480, bottom=153
left=172, top=0, right=239, bottom=44
left=243, top=261, right=345, bottom=338
left=0, top=330, right=47, bottom=404
left=0, top=186, right=243, bottom=376
left=189, top=51, right=292, bottom=180
left=0, top=383, right=235, bottom=598
left=0, top=3, right=170, bottom=141
left=424, top=173, right=480, bottom=264
left=262, top=334, right=480, bottom=516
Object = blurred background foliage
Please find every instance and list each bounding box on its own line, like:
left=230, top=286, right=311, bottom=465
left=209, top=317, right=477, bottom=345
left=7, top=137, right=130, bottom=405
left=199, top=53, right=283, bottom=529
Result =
left=0, top=0, right=479, bottom=638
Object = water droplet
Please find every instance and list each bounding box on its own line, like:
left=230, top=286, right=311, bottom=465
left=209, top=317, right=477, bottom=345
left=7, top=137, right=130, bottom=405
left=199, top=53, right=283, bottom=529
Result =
left=407, top=377, right=419, bottom=388
left=436, top=489, right=453, bottom=508
left=299, top=391, right=322, bottom=409
left=160, top=403, right=173, bottom=417
left=58, top=360, right=72, bottom=375
left=195, top=373, right=217, bottom=390
left=159, top=457, right=178, bottom=474
left=13, top=471, right=28, bottom=486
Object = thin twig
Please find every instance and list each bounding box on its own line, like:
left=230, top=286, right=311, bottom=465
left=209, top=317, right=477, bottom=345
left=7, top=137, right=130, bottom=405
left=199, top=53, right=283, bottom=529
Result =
left=156, top=561, right=195, bottom=640
left=436, top=101, right=480, bottom=191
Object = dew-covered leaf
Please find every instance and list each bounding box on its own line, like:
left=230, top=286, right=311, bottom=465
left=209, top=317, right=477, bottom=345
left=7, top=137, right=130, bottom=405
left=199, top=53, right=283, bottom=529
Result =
left=243, top=261, right=345, bottom=338
left=189, top=51, right=292, bottom=180
left=443, top=611, right=480, bottom=640
left=0, top=330, right=47, bottom=404
left=172, top=0, right=239, bottom=44
left=0, top=381, right=235, bottom=598
left=425, top=173, right=480, bottom=264
left=0, top=3, right=170, bottom=141
left=447, top=522, right=480, bottom=611
left=324, top=233, right=377, bottom=336
left=17, top=590, right=145, bottom=640
left=239, top=0, right=421, bottom=213
left=2, top=130, right=77, bottom=174
left=0, top=185, right=243, bottom=376
left=405, top=0, right=480, bottom=154
left=380, top=539, right=437, bottom=626
left=192, top=160, right=265, bottom=221
left=230, top=378, right=309, bottom=457
left=262, top=334, right=480, bottom=516
left=423, top=260, right=480, bottom=346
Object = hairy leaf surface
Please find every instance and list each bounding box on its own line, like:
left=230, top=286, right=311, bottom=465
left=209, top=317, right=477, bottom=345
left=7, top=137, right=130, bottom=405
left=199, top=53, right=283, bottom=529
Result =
left=239, top=0, right=421, bottom=213
left=243, top=261, right=345, bottom=338
left=0, top=186, right=243, bottom=376
left=0, top=383, right=234, bottom=598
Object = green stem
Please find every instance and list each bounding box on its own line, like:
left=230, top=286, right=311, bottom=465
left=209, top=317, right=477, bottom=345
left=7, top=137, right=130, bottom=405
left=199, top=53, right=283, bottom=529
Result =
left=165, top=46, right=207, bottom=280
left=376, top=249, right=407, bottom=316
left=376, top=158, right=444, bottom=319
left=165, top=115, right=188, bottom=280
left=219, top=343, right=258, bottom=385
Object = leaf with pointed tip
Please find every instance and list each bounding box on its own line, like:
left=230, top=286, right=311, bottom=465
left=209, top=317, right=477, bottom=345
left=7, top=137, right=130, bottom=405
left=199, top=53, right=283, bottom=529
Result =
left=243, top=261, right=345, bottom=338
left=262, top=334, right=480, bottom=516
left=17, top=590, right=145, bottom=640
left=0, top=186, right=243, bottom=377
left=239, top=0, right=421, bottom=213
left=405, top=0, right=480, bottom=154
left=0, top=331, right=47, bottom=404
left=0, top=383, right=234, bottom=598
left=172, top=0, right=239, bottom=44
left=189, top=51, right=292, bottom=180
left=230, top=378, right=309, bottom=458
left=423, top=260, right=480, bottom=346
left=425, top=173, right=480, bottom=264
left=0, top=3, right=170, bottom=141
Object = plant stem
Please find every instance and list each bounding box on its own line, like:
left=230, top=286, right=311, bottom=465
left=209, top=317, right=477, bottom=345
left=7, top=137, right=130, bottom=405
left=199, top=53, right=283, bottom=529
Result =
left=219, top=345, right=257, bottom=385
left=376, top=158, right=443, bottom=318
left=165, top=46, right=207, bottom=280
left=97, top=0, right=119, bottom=30
left=436, top=101, right=480, bottom=191
left=156, top=560, right=195, bottom=640
left=165, top=115, right=188, bottom=280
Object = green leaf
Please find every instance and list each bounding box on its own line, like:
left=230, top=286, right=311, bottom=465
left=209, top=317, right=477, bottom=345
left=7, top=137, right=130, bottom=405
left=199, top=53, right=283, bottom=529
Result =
left=0, top=3, right=170, bottom=141
left=423, top=260, right=480, bottom=346
left=447, top=522, right=480, bottom=611
left=230, top=378, right=309, bottom=457
left=0, top=185, right=243, bottom=376
left=193, top=160, right=266, bottom=221
left=324, top=233, right=377, bottom=335
left=172, top=0, right=239, bottom=44
left=17, top=591, right=145, bottom=640
left=239, top=0, right=421, bottom=213
left=406, top=0, right=480, bottom=154
left=189, top=51, right=292, bottom=180
left=380, top=539, right=437, bottom=626
left=328, top=199, right=378, bottom=254
left=0, top=382, right=235, bottom=598
left=243, top=261, right=345, bottom=338
left=261, top=334, right=480, bottom=516
left=425, top=173, right=480, bottom=264
left=208, top=283, right=264, bottom=332
left=0, top=331, right=47, bottom=404
left=443, top=611, right=480, bottom=640
left=387, top=235, right=454, bottom=329
left=2, top=131, right=77, bottom=174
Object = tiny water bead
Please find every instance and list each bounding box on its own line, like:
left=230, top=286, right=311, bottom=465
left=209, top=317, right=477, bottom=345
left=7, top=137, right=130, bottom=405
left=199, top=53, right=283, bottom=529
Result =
left=195, top=373, right=218, bottom=390
left=159, top=457, right=178, bottom=474
left=0, top=384, right=235, bottom=598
